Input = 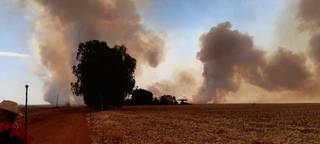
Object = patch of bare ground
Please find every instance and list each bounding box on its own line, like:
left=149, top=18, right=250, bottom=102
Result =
left=87, top=104, right=320, bottom=144
left=20, top=107, right=91, bottom=144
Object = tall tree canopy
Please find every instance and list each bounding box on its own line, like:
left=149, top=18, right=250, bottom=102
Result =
left=71, top=40, right=136, bottom=110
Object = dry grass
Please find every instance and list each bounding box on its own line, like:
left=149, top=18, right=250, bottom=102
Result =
left=87, top=104, right=320, bottom=144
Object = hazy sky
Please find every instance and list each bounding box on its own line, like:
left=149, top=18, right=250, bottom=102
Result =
left=0, top=0, right=288, bottom=104
left=0, top=0, right=45, bottom=104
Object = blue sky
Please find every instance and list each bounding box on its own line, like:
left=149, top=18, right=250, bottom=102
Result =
left=0, top=0, right=285, bottom=104
left=0, top=0, right=45, bottom=104
left=138, top=0, right=284, bottom=56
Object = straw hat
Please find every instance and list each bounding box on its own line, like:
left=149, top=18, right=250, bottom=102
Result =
left=0, top=100, right=22, bottom=116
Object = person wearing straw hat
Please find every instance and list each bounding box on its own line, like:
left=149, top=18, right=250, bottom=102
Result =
left=0, top=100, right=32, bottom=144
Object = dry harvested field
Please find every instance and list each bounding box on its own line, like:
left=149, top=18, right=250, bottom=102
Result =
left=87, top=104, right=320, bottom=144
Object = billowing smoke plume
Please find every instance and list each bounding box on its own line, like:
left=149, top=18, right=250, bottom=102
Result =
left=31, top=0, right=165, bottom=104
left=309, top=34, right=320, bottom=69
left=255, top=48, right=311, bottom=91
left=194, top=22, right=313, bottom=103
left=297, top=0, right=320, bottom=30
left=195, top=22, right=264, bottom=102
left=297, top=0, right=320, bottom=71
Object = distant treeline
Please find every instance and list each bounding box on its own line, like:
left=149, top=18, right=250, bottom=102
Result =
left=124, top=88, right=191, bottom=105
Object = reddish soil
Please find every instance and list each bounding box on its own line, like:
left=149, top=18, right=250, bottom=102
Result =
left=23, top=107, right=91, bottom=144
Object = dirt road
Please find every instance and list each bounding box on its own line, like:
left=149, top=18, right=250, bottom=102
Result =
left=27, top=107, right=91, bottom=144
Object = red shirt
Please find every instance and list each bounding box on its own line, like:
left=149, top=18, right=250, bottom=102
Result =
left=0, top=122, right=33, bottom=144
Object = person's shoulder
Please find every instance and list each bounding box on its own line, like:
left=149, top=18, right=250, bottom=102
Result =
left=0, top=122, right=13, bottom=132
left=10, top=123, right=25, bottom=137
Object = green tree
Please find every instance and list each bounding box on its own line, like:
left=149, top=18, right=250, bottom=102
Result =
left=71, top=40, right=136, bottom=110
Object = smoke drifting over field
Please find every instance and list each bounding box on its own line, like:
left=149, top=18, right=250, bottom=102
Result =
left=31, top=0, right=165, bottom=104
left=297, top=0, right=320, bottom=30
left=193, top=21, right=313, bottom=103
left=297, top=0, right=320, bottom=71
left=192, top=0, right=320, bottom=103
left=148, top=70, right=199, bottom=99
left=194, top=22, right=263, bottom=102
left=26, top=0, right=320, bottom=104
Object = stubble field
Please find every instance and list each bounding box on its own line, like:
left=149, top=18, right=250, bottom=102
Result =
left=87, top=104, right=320, bottom=144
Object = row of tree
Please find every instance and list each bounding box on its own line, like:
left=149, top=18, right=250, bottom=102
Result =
left=71, top=40, right=190, bottom=110
left=125, top=88, right=190, bottom=105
